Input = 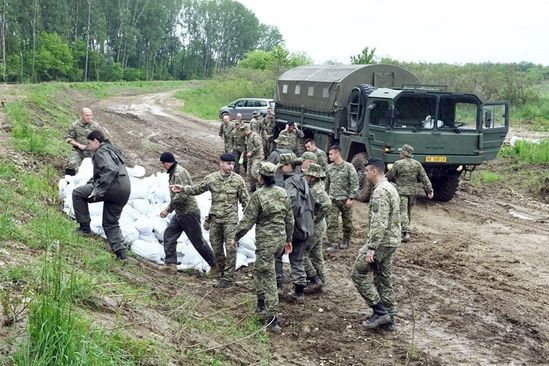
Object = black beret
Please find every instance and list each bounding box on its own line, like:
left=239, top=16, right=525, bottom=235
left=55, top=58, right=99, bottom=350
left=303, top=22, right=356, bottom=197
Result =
left=160, top=152, right=176, bottom=163
left=220, top=153, right=235, bottom=162
left=287, top=121, right=295, bottom=126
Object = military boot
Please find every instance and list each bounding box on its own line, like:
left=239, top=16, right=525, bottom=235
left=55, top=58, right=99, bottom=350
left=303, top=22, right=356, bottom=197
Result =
left=266, top=316, right=282, bottom=333
left=286, top=284, right=305, bottom=303
left=402, top=232, right=411, bottom=242
left=326, top=243, right=338, bottom=252
left=256, top=294, right=267, bottom=319
left=303, top=276, right=323, bottom=295
left=76, top=223, right=92, bottom=236
left=213, top=277, right=232, bottom=289
left=362, top=302, right=391, bottom=329
left=114, top=249, right=127, bottom=261
left=158, top=263, right=178, bottom=273
left=381, top=313, right=395, bottom=332
left=339, top=239, right=350, bottom=249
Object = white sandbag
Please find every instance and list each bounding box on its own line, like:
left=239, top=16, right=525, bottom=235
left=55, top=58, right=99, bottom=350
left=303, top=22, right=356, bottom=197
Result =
left=127, top=165, right=146, bottom=178
left=134, top=215, right=154, bottom=234
left=236, top=252, right=248, bottom=270
left=72, top=158, right=93, bottom=186
left=121, top=224, right=139, bottom=245
left=152, top=172, right=171, bottom=204
left=238, top=232, right=256, bottom=252
left=88, top=201, right=104, bottom=217
left=129, top=178, right=150, bottom=200
left=90, top=216, right=106, bottom=238
left=131, top=198, right=151, bottom=215
left=151, top=216, right=168, bottom=241
left=139, top=232, right=158, bottom=243
left=131, top=239, right=164, bottom=264
left=58, top=178, right=69, bottom=199
left=237, top=245, right=255, bottom=260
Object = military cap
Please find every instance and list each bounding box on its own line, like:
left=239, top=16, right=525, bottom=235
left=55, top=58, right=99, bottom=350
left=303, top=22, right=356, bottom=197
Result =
left=277, top=153, right=295, bottom=167
left=219, top=153, right=235, bottom=162
left=252, top=111, right=260, bottom=116
left=239, top=123, right=250, bottom=131
left=300, top=151, right=317, bottom=162
left=274, top=134, right=290, bottom=145
left=399, top=144, right=414, bottom=157
left=259, top=161, right=277, bottom=177
left=303, top=163, right=325, bottom=178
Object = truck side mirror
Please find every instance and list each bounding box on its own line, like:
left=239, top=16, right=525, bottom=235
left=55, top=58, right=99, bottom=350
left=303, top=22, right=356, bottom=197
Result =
left=484, top=110, right=492, bottom=128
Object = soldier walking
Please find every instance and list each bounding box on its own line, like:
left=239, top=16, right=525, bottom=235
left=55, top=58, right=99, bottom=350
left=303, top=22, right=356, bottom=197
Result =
left=72, top=130, right=130, bottom=260
left=325, top=145, right=359, bottom=251
left=158, top=152, right=216, bottom=272
left=232, top=162, right=294, bottom=332
left=64, top=107, right=103, bottom=175
left=262, top=107, right=276, bottom=156
left=352, top=158, right=401, bottom=330
left=219, top=114, right=234, bottom=153
left=232, top=113, right=247, bottom=175
left=241, top=124, right=264, bottom=192
left=172, top=153, right=249, bottom=288
left=386, top=144, right=434, bottom=242
left=302, top=163, right=331, bottom=294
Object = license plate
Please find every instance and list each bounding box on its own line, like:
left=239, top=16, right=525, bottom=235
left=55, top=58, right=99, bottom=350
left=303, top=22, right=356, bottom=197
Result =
left=425, top=155, right=447, bottom=163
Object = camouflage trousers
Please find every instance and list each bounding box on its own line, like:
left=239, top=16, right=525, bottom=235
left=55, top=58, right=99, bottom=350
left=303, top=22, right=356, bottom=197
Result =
left=304, top=218, right=326, bottom=283
left=254, top=238, right=285, bottom=318
left=399, top=195, right=415, bottom=234
left=66, top=148, right=92, bottom=171
left=327, top=199, right=354, bottom=243
left=351, top=245, right=397, bottom=310
left=247, top=158, right=262, bottom=192
left=209, top=220, right=237, bottom=280
left=223, top=140, right=233, bottom=154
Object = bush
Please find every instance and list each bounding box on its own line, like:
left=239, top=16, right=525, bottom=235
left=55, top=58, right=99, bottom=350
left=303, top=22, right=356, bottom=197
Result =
left=123, top=67, right=145, bottom=81
left=500, top=139, right=549, bottom=164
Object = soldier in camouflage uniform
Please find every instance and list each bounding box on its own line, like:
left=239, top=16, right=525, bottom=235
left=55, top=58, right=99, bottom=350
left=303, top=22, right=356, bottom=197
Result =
left=299, top=151, right=318, bottom=171
left=232, top=162, right=294, bottom=332
left=249, top=111, right=263, bottom=136
left=262, top=107, right=276, bottom=156
left=231, top=113, right=247, bottom=175
left=174, top=153, right=249, bottom=288
left=278, top=121, right=305, bottom=155
left=302, top=163, right=331, bottom=294
left=158, top=152, right=216, bottom=273
left=241, top=123, right=264, bottom=192
left=65, top=107, right=103, bottom=175
left=325, top=145, right=359, bottom=250
left=266, top=135, right=295, bottom=187
left=352, top=158, right=401, bottom=330
left=304, top=138, right=329, bottom=173
left=386, top=144, right=434, bottom=242
left=218, top=114, right=234, bottom=153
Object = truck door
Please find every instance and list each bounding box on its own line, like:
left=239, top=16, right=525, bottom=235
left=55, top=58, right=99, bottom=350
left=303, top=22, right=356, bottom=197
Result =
left=481, top=102, right=509, bottom=160
left=366, top=99, right=390, bottom=158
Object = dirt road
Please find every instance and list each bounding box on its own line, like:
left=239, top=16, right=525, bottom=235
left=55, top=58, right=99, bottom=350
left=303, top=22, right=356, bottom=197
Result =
left=91, top=91, right=549, bottom=365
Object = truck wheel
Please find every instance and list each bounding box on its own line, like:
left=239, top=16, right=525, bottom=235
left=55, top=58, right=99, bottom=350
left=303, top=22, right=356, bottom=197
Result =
left=351, top=152, right=369, bottom=201
left=432, top=172, right=461, bottom=202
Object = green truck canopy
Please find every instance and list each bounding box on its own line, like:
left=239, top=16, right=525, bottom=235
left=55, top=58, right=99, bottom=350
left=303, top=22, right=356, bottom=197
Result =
left=276, top=64, right=419, bottom=113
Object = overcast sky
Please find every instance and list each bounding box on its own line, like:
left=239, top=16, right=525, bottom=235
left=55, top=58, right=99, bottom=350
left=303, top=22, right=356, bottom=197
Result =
left=238, top=0, right=548, bottom=65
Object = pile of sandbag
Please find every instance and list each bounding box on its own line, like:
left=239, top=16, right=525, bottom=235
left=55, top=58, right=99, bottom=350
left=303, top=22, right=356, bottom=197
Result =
left=58, top=158, right=257, bottom=272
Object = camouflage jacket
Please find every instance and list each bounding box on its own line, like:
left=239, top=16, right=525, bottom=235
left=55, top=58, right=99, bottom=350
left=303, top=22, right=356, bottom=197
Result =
left=310, top=180, right=331, bottom=223
left=219, top=121, right=234, bottom=149
left=279, top=129, right=304, bottom=154
left=364, top=179, right=401, bottom=250
left=312, top=148, right=329, bottom=171
left=262, top=114, right=275, bottom=139
left=165, top=163, right=199, bottom=215
left=65, top=119, right=102, bottom=145
left=386, top=157, right=433, bottom=196
left=325, top=161, right=359, bottom=200
left=182, top=171, right=249, bottom=223
left=234, top=185, right=294, bottom=244
left=232, top=122, right=247, bottom=151
left=250, top=117, right=263, bottom=135
left=245, top=132, right=264, bottom=160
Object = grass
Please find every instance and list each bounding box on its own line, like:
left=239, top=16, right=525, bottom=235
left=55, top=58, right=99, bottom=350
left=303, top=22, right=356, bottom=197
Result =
left=478, top=171, right=501, bottom=184
left=500, top=139, right=549, bottom=164
left=512, top=91, right=549, bottom=132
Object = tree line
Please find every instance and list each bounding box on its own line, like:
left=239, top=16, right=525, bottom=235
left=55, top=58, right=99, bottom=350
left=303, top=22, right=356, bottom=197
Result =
left=0, top=0, right=284, bottom=82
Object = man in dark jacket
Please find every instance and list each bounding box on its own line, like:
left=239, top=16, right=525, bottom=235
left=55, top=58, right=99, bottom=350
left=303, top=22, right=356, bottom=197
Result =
left=72, top=129, right=131, bottom=260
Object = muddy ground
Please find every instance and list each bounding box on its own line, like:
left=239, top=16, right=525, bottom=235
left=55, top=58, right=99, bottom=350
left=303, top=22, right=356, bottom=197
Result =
left=2, top=88, right=548, bottom=365
left=86, top=91, right=549, bottom=365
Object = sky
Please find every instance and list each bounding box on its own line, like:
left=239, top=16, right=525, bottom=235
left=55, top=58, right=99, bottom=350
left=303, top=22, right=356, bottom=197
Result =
left=237, top=0, right=548, bottom=65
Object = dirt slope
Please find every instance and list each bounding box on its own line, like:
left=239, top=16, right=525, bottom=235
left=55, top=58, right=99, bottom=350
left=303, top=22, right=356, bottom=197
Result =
left=72, top=91, right=549, bottom=364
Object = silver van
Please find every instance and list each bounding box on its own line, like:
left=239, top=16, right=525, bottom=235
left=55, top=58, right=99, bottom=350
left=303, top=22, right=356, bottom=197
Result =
left=219, top=98, right=275, bottom=120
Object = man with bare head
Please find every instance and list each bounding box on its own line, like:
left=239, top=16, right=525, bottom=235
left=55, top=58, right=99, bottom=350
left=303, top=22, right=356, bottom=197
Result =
left=65, top=107, right=103, bottom=175
left=232, top=113, right=247, bottom=175
left=219, top=114, right=234, bottom=153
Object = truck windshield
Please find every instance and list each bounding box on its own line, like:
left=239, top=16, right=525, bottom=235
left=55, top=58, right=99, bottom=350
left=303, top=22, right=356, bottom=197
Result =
left=393, top=94, right=437, bottom=129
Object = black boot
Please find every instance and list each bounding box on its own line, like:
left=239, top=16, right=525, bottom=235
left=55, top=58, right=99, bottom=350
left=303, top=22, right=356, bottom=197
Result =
left=114, top=249, right=127, bottom=261
left=362, top=302, right=391, bottom=329
left=339, top=239, right=350, bottom=249
left=76, top=223, right=92, bottom=236
left=266, top=316, right=281, bottom=333
left=256, top=294, right=267, bottom=318
left=304, top=275, right=323, bottom=294
left=287, top=284, right=305, bottom=303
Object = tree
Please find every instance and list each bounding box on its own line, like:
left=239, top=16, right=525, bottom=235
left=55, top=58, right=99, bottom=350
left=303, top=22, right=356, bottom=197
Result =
left=35, top=32, right=73, bottom=80
left=257, top=24, right=284, bottom=51
left=350, top=46, right=376, bottom=64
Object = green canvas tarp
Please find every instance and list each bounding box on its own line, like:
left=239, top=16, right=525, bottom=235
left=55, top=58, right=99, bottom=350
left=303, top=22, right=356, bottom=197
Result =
left=276, top=64, right=419, bottom=113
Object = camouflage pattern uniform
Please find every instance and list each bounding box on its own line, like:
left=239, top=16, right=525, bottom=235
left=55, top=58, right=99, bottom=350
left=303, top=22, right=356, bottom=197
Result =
left=219, top=120, right=234, bottom=153
left=65, top=119, right=102, bottom=171
left=266, top=135, right=295, bottom=187
left=279, top=128, right=305, bottom=155
left=232, top=121, right=247, bottom=175
left=325, top=161, right=359, bottom=244
left=262, top=112, right=276, bottom=156
left=311, top=147, right=329, bottom=172
left=303, top=164, right=331, bottom=283
left=244, top=128, right=265, bottom=192
left=352, top=178, right=401, bottom=316
left=234, top=164, right=294, bottom=320
left=181, top=171, right=249, bottom=282
left=163, top=163, right=216, bottom=267
left=386, top=147, right=433, bottom=235
left=250, top=113, right=263, bottom=136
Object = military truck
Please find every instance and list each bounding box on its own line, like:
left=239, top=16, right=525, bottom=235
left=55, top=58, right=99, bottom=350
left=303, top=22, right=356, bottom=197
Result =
left=274, top=64, right=509, bottom=201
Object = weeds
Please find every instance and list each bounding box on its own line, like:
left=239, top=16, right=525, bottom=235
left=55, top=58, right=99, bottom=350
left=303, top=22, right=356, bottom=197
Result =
left=479, top=171, right=501, bottom=184
left=500, top=139, right=549, bottom=164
